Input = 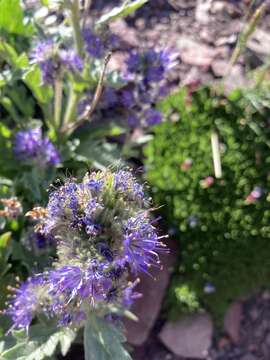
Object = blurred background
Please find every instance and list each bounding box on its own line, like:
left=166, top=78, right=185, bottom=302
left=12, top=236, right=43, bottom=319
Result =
left=1, top=0, right=270, bottom=359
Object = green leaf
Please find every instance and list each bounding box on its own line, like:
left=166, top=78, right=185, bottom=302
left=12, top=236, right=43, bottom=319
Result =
left=0, top=42, right=18, bottom=66
left=96, top=0, right=148, bottom=26
left=0, top=324, right=76, bottom=360
left=0, top=124, right=11, bottom=139
left=0, top=232, right=11, bottom=248
left=106, top=71, right=127, bottom=88
left=0, top=0, right=33, bottom=35
left=84, top=315, right=132, bottom=360
left=23, top=65, right=52, bottom=104
left=76, top=140, right=123, bottom=170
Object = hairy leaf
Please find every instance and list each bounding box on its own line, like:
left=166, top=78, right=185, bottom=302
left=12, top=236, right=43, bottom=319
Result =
left=84, top=315, right=132, bottom=360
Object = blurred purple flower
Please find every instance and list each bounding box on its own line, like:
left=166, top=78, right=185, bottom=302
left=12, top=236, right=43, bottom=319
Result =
left=83, top=29, right=105, bottom=58
left=14, top=127, right=61, bottom=167
left=60, top=50, right=84, bottom=72
left=31, top=40, right=56, bottom=84
left=5, top=275, right=45, bottom=332
left=144, top=109, right=162, bottom=126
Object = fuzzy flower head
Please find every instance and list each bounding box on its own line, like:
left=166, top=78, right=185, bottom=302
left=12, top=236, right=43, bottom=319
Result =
left=5, top=275, right=47, bottom=332
left=31, top=40, right=83, bottom=84
left=31, top=40, right=57, bottom=84
left=14, top=127, right=61, bottom=167
left=83, top=29, right=105, bottom=58
left=7, top=169, right=167, bottom=330
left=126, top=49, right=177, bottom=84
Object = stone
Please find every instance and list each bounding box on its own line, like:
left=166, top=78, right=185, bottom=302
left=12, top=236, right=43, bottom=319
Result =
left=211, top=60, right=228, bottom=77
left=247, top=28, right=270, bottom=57
left=241, top=354, right=258, bottom=360
left=218, top=336, right=231, bottom=349
left=265, top=333, right=270, bottom=346
left=224, top=302, right=243, bottom=343
left=195, top=0, right=213, bottom=25
left=125, top=238, right=178, bottom=346
left=107, top=51, right=127, bottom=73
left=177, top=37, right=217, bottom=68
left=158, top=313, right=213, bottom=358
left=109, top=19, right=139, bottom=48
left=224, top=65, right=249, bottom=94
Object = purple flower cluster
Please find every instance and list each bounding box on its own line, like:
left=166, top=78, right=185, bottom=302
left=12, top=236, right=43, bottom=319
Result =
left=14, top=127, right=61, bottom=167
left=5, top=275, right=45, bottom=332
left=126, top=49, right=177, bottom=84
left=7, top=169, right=166, bottom=329
left=31, top=40, right=83, bottom=84
left=78, top=48, right=177, bottom=128
left=83, top=29, right=105, bottom=58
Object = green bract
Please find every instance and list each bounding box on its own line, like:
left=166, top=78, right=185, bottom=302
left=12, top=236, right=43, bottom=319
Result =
left=145, top=86, right=270, bottom=321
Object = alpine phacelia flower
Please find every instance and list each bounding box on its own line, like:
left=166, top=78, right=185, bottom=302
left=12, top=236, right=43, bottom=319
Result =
left=14, top=127, right=61, bottom=167
left=144, top=109, right=162, bottom=127
left=31, top=41, right=83, bottom=83
left=29, top=231, right=54, bottom=250
left=126, top=49, right=177, bottom=84
left=203, top=282, right=216, bottom=294
left=60, top=50, right=84, bottom=73
left=6, top=169, right=167, bottom=329
left=5, top=275, right=46, bottom=332
left=31, top=40, right=57, bottom=84
left=120, top=214, right=167, bottom=274
left=83, top=29, right=105, bottom=58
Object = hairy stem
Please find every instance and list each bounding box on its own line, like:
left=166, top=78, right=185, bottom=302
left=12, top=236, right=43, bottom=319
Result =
left=61, top=53, right=111, bottom=136
left=70, top=0, right=83, bottom=56
left=54, top=78, right=63, bottom=129
left=225, top=2, right=267, bottom=77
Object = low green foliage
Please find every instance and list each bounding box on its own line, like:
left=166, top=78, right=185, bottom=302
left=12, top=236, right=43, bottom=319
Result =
left=145, top=85, right=270, bottom=321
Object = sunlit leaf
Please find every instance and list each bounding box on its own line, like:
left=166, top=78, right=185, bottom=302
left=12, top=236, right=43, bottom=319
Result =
left=0, top=0, right=33, bottom=35
left=96, top=0, right=148, bottom=26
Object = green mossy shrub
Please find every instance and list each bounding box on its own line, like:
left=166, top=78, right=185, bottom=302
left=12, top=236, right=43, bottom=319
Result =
left=144, top=86, right=270, bottom=321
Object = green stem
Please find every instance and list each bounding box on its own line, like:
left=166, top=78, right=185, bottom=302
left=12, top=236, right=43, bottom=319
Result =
left=70, top=0, right=83, bottom=56
left=225, top=2, right=267, bottom=77
left=62, top=88, right=78, bottom=128
left=54, top=78, right=63, bottom=129
left=61, top=0, right=83, bottom=135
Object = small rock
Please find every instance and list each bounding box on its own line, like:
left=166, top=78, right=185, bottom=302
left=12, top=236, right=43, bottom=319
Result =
left=109, top=19, right=139, bottom=48
left=210, top=1, right=226, bottom=14
left=177, top=37, right=217, bottom=68
left=265, top=333, right=270, bottom=346
left=224, top=65, right=249, bottom=93
left=241, top=354, right=257, bottom=360
left=247, top=28, right=270, bottom=56
left=262, top=290, right=270, bottom=300
left=215, top=34, right=237, bottom=47
left=195, top=0, right=213, bottom=25
left=218, top=336, right=231, bottom=349
left=211, top=60, right=228, bottom=77
left=224, top=302, right=243, bottom=343
left=159, top=313, right=213, bottom=358
left=248, top=343, right=258, bottom=352
left=107, top=51, right=127, bottom=72
left=249, top=307, right=259, bottom=321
